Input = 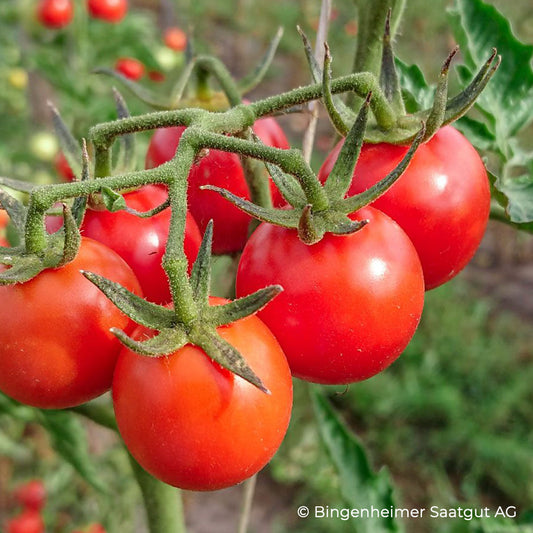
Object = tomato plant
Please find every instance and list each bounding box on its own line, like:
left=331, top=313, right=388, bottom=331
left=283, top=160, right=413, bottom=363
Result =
left=36, top=0, right=73, bottom=29
left=14, top=480, right=46, bottom=512
left=82, top=185, right=202, bottom=303
left=145, top=116, right=290, bottom=254
left=112, top=298, right=293, bottom=491
left=87, top=0, right=127, bottom=23
left=318, top=126, right=491, bottom=290
left=236, top=207, right=425, bottom=384
left=5, top=509, right=44, bottom=533
left=114, top=57, right=145, bottom=81
left=0, top=237, right=142, bottom=409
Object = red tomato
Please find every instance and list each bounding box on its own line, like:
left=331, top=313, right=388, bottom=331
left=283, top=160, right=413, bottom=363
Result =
left=82, top=185, right=201, bottom=304
left=14, top=480, right=46, bottom=512
left=148, top=70, right=165, bottom=82
left=0, top=237, right=142, bottom=409
left=145, top=117, right=290, bottom=254
left=318, top=126, right=491, bottom=289
left=236, top=207, right=425, bottom=384
left=36, top=0, right=73, bottom=29
left=87, top=0, right=127, bottom=23
left=112, top=297, right=293, bottom=491
left=164, top=27, right=187, bottom=51
left=5, top=510, right=44, bottom=533
left=54, top=152, right=75, bottom=181
left=0, top=209, right=8, bottom=229
left=115, top=57, right=145, bottom=81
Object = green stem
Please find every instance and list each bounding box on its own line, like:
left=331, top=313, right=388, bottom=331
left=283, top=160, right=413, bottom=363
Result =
left=237, top=475, right=257, bottom=533
left=249, top=74, right=395, bottom=130
left=88, top=74, right=395, bottom=150
left=90, top=108, right=206, bottom=152
left=70, top=403, right=118, bottom=432
left=348, top=0, right=406, bottom=109
left=162, top=135, right=200, bottom=326
left=24, top=165, right=175, bottom=254
left=129, top=455, right=186, bottom=533
left=194, top=56, right=243, bottom=107
left=188, top=129, right=330, bottom=211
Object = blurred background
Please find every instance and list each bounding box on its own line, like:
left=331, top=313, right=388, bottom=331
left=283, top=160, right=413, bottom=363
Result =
left=0, top=0, right=532, bottom=531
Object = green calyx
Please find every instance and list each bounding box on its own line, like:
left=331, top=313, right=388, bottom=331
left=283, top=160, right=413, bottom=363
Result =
left=0, top=187, right=81, bottom=284
left=83, top=221, right=281, bottom=393
left=203, top=96, right=426, bottom=245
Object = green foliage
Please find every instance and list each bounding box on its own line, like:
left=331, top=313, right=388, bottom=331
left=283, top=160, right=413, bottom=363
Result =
left=272, top=281, right=533, bottom=532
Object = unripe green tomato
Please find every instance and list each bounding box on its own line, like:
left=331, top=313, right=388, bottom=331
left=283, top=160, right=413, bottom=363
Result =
left=30, top=132, right=58, bottom=162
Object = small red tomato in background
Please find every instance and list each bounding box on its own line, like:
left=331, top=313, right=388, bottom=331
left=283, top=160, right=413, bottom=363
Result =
left=148, top=70, right=165, bottom=82
left=87, top=0, right=127, bottom=23
left=113, top=297, right=293, bottom=491
left=36, top=0, right=73, bottom=29
left=54, top=151, right=75, bottom=181
left=318, top=126, right=491, bottom=290
left=115, top=57, right=145, bottom=81
left=14, top=480, right=46, bottom=512
left=0, top=209, right=9, bottom=247
left=0, top=237, right=142, bottom=409
left=82, top=185, right=202, bottom=303
left=145, top=117, right=290, bottom=254
left=164, top=27, right=187, bottom=51
left=5, top=509, right=44, bottom=533
left=237, top=207, right=425, bottom=384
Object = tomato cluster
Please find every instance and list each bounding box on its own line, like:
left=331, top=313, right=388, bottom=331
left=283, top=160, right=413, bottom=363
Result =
left=0, top=103, right=490, bottom=492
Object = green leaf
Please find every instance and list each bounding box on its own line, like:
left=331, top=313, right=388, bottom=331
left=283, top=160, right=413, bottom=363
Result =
left=493, top=173, right=533, bottom=225
left=312, top=389, right=402, bottom=533
left=449, top=0, right=533, bottom=140
left=454, top=115, right=497, bottom=152
left=395, top=58, right=434, bottom=113
left=39, top=410, right=107, bottom=493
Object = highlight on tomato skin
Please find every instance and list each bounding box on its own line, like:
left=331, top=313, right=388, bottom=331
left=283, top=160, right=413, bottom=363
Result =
left=112, top=298, right=293, bottom=491
left=318, top=125, right=491, bottom=290
left=236, top=206, right=425, bottom=385
left=36, top=0, right=74, bottom=29
left=87, top=0, right=128, bottom=23
left=0, top=237, right=142, bottom=409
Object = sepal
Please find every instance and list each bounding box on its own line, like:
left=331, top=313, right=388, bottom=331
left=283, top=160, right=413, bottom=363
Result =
left=111, top=327, right=187, bottom=357
left=191, top=330, right=269, bottom=394
left=82, top=271, right=176, bottom=329
left=207, top=285, right=283, bottom=326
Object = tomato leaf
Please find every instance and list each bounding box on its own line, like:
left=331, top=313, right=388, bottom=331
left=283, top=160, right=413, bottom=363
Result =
left=311, top=389, right=403, bottom=533
left=491, top=172, right=533, bottom=229
left=453, top=115, right=497, bottom=152
left=395, top=59, right=434, bottom=113
left=448, top=0, right=533, bottom=140
left=39, top=410, right=107, bottom=493
left=112, top=327, right=188, bottom=357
